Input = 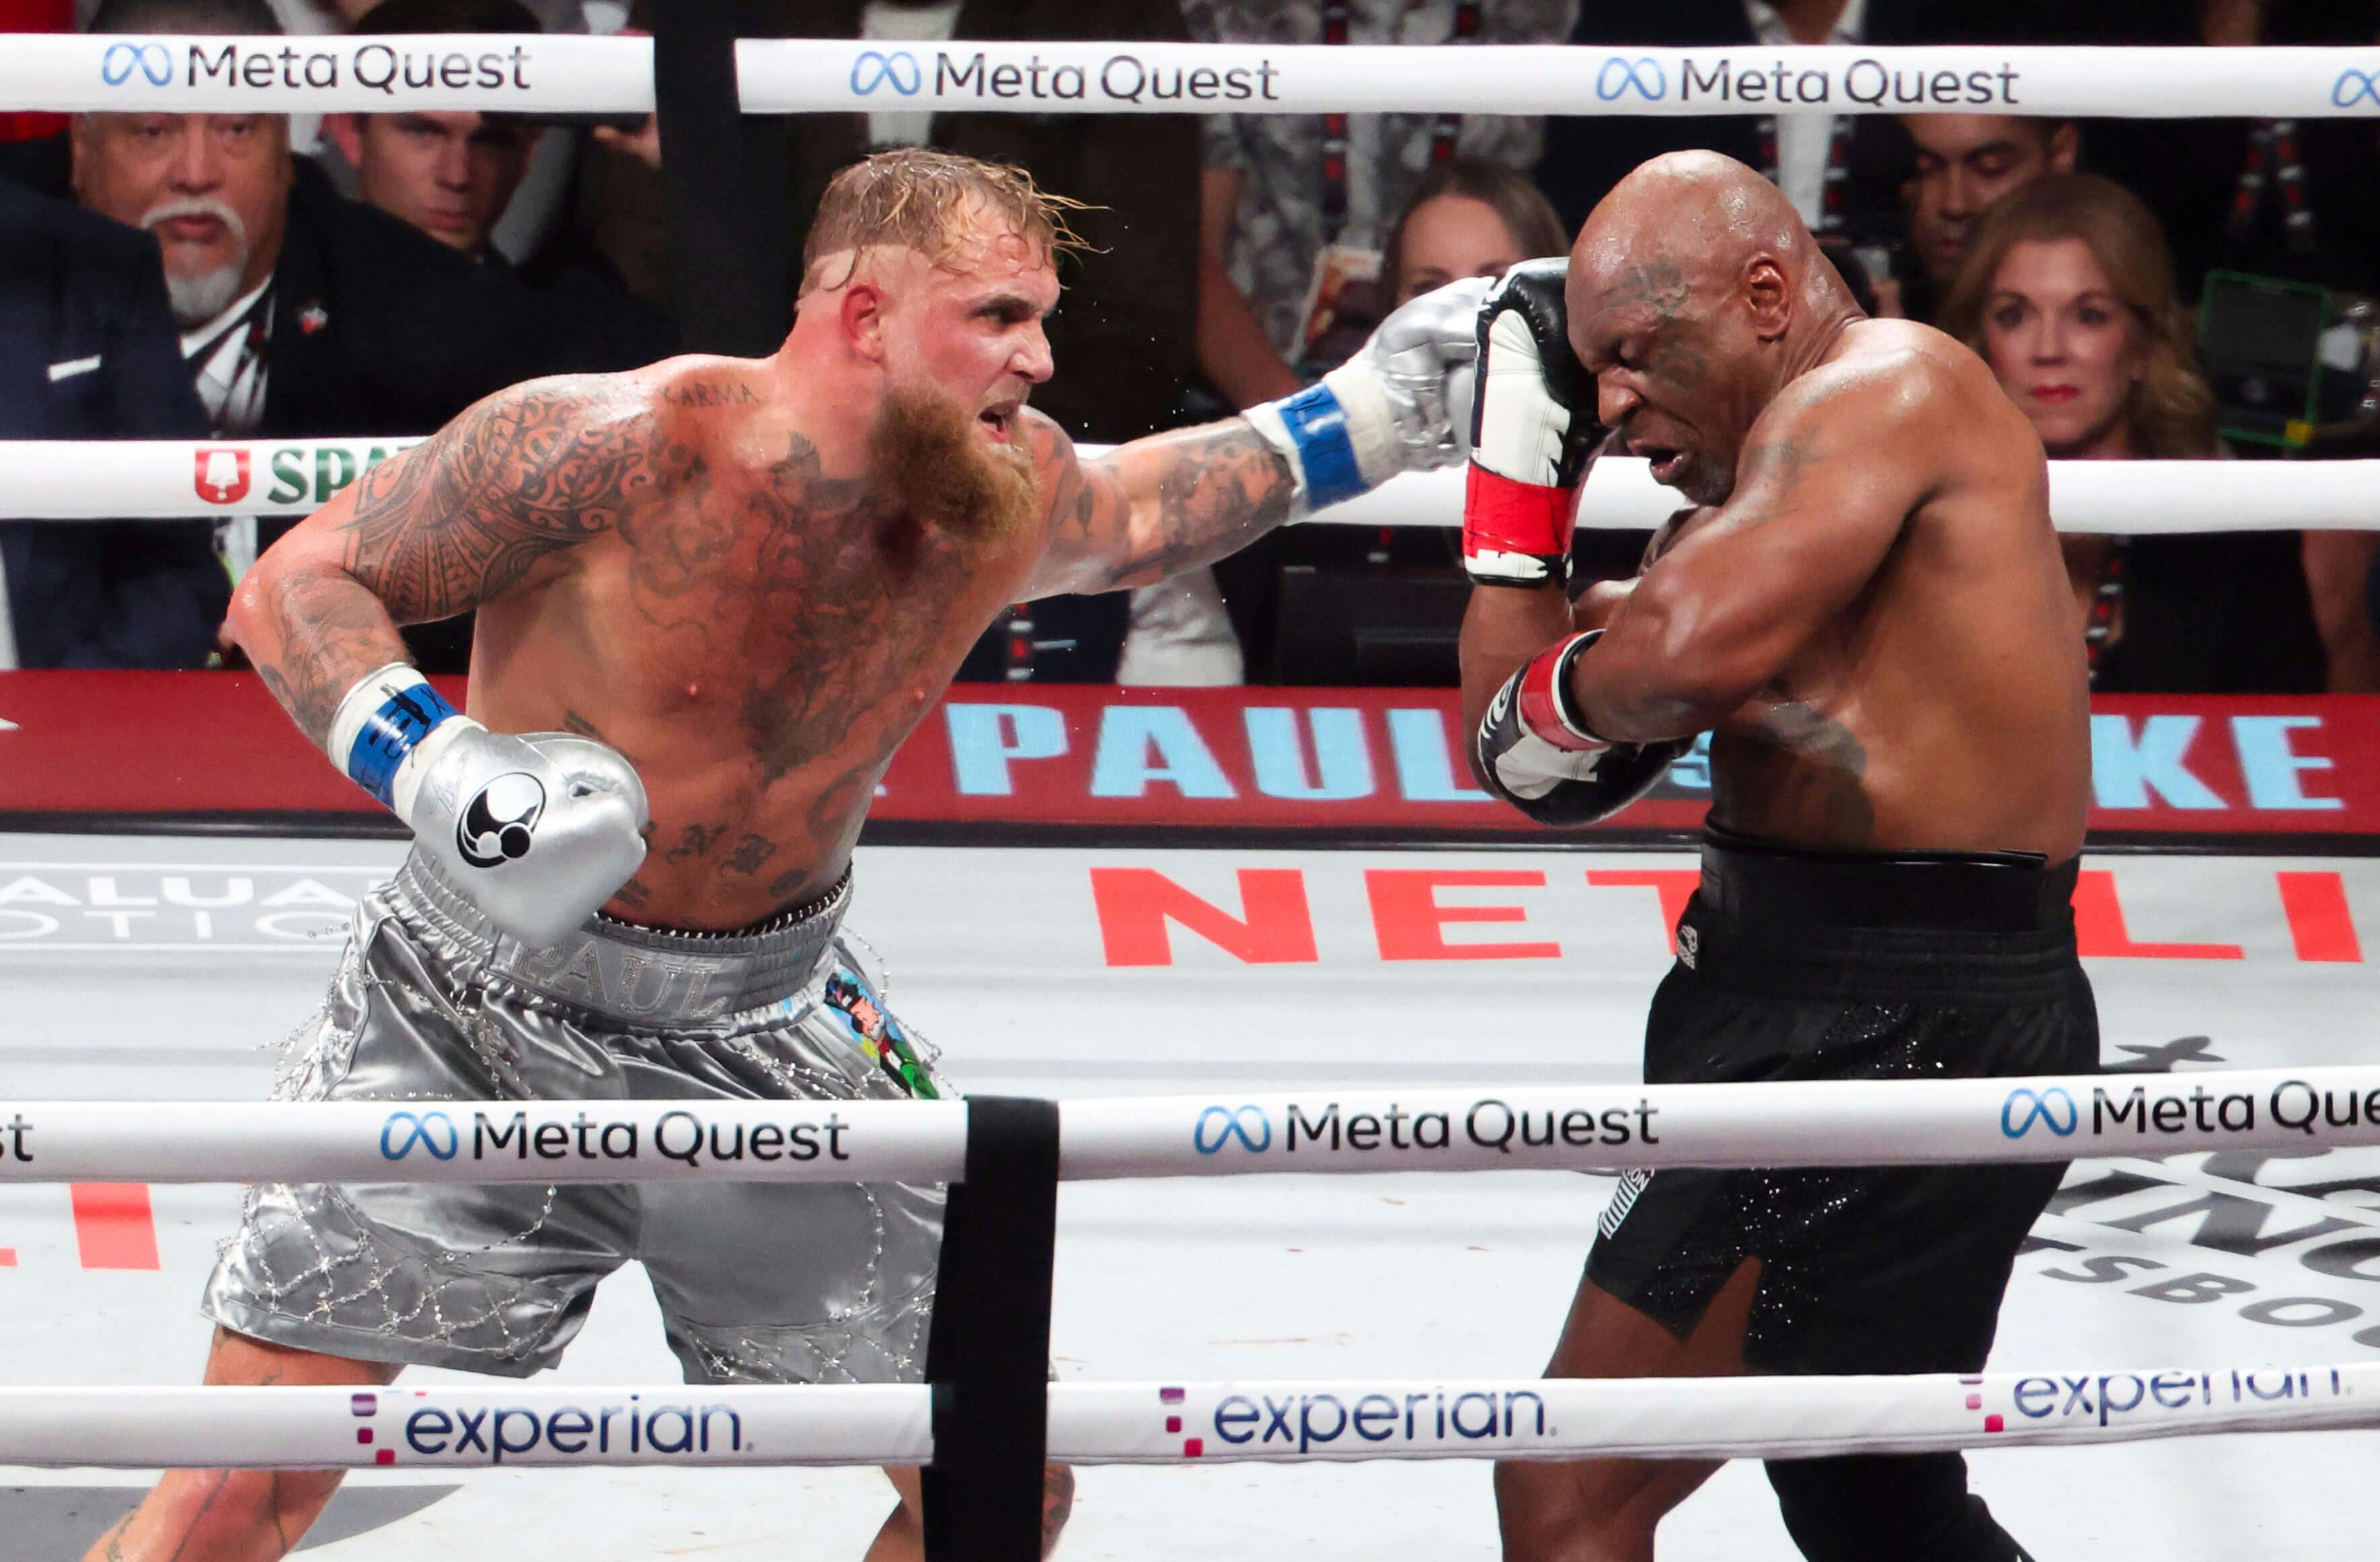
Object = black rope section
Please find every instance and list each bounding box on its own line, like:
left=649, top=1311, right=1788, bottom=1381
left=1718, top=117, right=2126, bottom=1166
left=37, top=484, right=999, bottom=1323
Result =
left=923, top=1096, right=1062, bottom=1562
left=648, top=0, right=793, bottom=355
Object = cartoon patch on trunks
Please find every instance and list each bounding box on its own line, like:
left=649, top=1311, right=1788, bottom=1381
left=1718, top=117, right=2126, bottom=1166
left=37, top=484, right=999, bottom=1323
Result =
left=821, top=966, right=939, bottom=1099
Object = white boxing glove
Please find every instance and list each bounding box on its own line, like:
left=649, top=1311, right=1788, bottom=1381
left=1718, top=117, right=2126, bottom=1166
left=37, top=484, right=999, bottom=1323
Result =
left=1465, top=258, right=1604, bottom=587
left=330, top=665, right=648, bottom=947
left=1243, top=274, right=1493, bottom=514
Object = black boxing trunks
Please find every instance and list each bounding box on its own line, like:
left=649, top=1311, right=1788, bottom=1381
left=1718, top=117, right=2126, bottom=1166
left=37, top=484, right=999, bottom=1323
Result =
left=1584, top=827, right=2085, bottom=1559
left=1584, top=826, right=2097, bottom=1379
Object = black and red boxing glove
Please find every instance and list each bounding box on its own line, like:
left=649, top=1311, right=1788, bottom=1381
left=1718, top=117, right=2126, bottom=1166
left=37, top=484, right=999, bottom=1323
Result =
left=1463, top=258, right=1603, bottom=587
left=1475, top=631, right=1689, bottom=826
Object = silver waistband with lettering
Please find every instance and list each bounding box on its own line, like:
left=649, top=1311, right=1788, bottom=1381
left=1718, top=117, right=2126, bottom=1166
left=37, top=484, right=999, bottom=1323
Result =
left=389, top=852, right=852, bottom=1027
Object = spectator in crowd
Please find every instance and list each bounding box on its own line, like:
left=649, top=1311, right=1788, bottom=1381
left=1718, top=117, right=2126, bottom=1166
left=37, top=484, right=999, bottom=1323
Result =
left=1940, top=173, right=2327, bottom=693
left=70, top=0, right=586, bottom=668
left=1188, top=0, right=1576, bottom=684
left=0, top=178, right=228, bottom=668
left=321, top=0, right=673, bottom=370
left=1539, top=0, right=2047, bottom=296
left=321, top=0, right=545, bottom=262
left=1379, top=155, right=1566, bottom=307
left=2071, top=0, right=2380, bottom=690
left=1896, top=112, right=2076, bottom=322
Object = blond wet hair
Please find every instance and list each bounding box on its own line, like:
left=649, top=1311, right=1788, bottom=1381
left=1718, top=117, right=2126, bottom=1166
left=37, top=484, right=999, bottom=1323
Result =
left=800, top=147, right=1090, bottom=297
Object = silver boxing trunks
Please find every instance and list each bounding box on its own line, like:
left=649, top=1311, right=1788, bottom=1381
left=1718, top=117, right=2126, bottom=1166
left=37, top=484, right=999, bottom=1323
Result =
left=203, top=851, right=948, bottom=1386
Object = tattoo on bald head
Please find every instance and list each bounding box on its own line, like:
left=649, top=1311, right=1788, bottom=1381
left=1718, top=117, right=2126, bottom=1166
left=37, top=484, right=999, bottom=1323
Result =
left=1605, top=261, right=1693, bottom=322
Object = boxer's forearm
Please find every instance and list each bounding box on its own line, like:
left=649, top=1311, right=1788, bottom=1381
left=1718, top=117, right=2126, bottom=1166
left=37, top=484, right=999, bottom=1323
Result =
left=1067, top=419, right=1297, bottom=591
left=229, top=552, right=412, bottom=751
left=1458, top=582, right=1574, bottom=750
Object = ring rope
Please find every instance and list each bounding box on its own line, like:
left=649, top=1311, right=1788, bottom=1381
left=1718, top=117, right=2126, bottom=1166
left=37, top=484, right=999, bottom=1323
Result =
left=10, top=36, right=2380, bottom=119
left=7, top=440, right=2377, bottom=533
left=0, top=1066, right=2372, bottom=1184
left=0, top=1366, right=2370, bottom=1469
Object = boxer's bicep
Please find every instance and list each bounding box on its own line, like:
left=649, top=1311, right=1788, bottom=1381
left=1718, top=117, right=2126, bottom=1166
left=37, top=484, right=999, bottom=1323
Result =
left=332, top=376, right=662, bottom=622
left=231, top=376, right=663, bottom=744
left=1027, top=416, right=1295, bottom=594
left=1583, top=385, right=1923, bottom=740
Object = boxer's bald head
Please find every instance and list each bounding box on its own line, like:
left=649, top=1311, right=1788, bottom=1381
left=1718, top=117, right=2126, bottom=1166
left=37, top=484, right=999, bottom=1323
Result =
left=1566, top=152, right=1859, bottom=504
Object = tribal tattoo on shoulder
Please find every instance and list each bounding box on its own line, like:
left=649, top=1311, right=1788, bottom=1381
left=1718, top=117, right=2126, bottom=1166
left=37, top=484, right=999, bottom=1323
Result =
left=249, top=378, right=685, bottom=741
left=341, top=377, right=678, bottom=619
left=246, top=381, right=681, bottom=742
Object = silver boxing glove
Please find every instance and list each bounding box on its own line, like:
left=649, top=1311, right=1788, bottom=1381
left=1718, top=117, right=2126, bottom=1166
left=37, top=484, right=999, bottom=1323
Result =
left=1244, top=274, right=1492, bottom=513
left=328, top=666, right=648, bottom=947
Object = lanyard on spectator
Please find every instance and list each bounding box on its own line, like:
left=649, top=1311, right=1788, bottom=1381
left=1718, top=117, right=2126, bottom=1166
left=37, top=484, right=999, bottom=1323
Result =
left=1318, top=0, right=1482, bottom=242
left=2227, top=119, right=2316, bottom=260
left=1753, top=115, right=1855, bottom=234
left=184, top=286, right=274, bottom=438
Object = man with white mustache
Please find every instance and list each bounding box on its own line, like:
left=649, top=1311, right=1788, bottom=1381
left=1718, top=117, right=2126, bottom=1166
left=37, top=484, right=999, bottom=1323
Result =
left=67, top=0, right=590, bottom=676
left=70, top=58, right=291, bottom=444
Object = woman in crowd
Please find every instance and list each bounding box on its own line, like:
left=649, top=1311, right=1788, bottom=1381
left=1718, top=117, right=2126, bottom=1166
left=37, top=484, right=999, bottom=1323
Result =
left=1227, top=158, right=1571, bottom=684
left=1381, top=156, right=1568, bottom=308
left=1938, top=173, right=2328, bottom=693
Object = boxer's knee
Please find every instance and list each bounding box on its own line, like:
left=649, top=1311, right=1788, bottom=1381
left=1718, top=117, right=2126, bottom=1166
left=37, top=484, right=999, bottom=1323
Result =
left=1766, top=1453, right=2033, bottom=1562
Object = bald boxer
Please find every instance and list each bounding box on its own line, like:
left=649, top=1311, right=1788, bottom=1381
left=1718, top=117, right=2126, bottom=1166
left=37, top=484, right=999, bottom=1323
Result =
left=88, top=147, right=1486, bottom=1562
left=1462, top=151, right=2093, bottom=1561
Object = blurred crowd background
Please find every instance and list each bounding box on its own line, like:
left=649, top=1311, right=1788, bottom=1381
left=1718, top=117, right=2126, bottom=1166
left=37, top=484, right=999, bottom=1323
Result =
left=5, top=0, right=2378, bottom=697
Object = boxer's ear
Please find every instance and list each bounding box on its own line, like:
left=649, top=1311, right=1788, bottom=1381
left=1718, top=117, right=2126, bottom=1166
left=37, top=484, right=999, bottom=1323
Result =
left=1744, top=256, right=1791, bottom=342
left=839, top=276, right=888, bottom=364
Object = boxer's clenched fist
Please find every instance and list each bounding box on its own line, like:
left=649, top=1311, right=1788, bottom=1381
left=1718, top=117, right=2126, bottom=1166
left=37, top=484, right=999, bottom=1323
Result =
left=1243, top=276, right=1494, bottom=513
left=1475, top=631, right=1686, bottom=827
left=1464, top=258, right=1606, bottom=587
left=331, top=664, right=648, bottom=947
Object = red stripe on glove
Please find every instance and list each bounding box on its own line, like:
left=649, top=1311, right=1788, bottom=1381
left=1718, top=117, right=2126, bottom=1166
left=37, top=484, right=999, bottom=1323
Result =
left=1517, top=634, right=1604, bottom=753
left=1463, top=463, right=1575, bottom=563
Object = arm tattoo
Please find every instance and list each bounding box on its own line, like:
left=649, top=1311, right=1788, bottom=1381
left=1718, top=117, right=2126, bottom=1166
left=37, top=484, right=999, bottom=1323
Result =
left=341, top=376, right=667, bottom=620
left=244, top=377, right=668, bottom=747
left=249, top=562, right=421, bottom=742
left=1057, top=420, right=1296, bottom=590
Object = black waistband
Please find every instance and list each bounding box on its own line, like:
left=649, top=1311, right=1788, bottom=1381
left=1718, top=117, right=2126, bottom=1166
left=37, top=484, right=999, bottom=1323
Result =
left=1697, top=826, right=2077, bottom=936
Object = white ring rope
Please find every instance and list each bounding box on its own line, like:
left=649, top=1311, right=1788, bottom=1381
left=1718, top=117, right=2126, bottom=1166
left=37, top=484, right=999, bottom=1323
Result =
left=6, top=440, right=2377, bottom=534
left=3, top=1067, right=2375, bottom=1184
left=736, top=40, right=2380, bottom=121
left=5, top=36, right=2379, bottom=119
left=1, top=1366, right=2372, bottom=1469
left=2, top=32, right=650, bottom=114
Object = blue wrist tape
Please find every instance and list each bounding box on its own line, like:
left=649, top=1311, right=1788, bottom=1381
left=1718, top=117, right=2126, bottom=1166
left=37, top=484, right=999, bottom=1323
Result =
left=346, top=682, right=459, bottom=807
left=1273, top=383, right=1367, bottom=509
